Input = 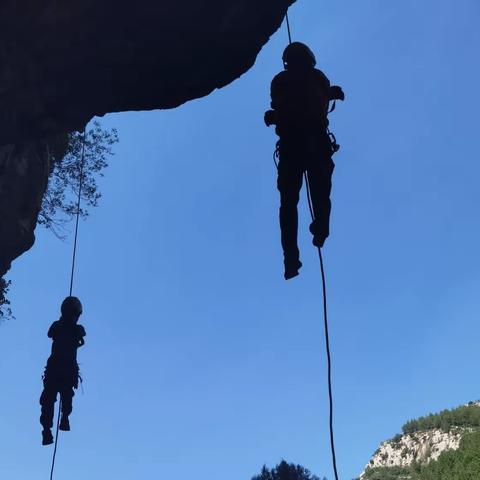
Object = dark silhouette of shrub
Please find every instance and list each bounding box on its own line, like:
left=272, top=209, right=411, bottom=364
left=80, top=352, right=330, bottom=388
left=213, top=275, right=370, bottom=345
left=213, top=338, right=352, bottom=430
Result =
left=252, top=460, right=325, bottom=480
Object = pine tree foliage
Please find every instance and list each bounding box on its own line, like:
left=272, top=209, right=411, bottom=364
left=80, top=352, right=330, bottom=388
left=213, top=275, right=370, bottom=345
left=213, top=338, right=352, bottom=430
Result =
left=363, top=431, right=480, bottom=480
left=402, top=404, right=480, bottom=434
left=0, top=277, right=12, bottom=320
left=0, top=121, right=118, bottom=318
left=252, top=460, right=325, bottom=480
left=418, top=431, right=480, bottom=480
left=39, top=121, right=118, bottom=237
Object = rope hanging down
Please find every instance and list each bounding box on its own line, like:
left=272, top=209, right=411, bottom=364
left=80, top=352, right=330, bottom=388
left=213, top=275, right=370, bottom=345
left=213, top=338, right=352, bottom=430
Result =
left=69, top=130, right=87, bottom=297
left=282, top=10, right=340, bottom=480
left=305, top=173, right=339, bottom=480
left=49, top=129, right=87, bottom=480
left=285, top=11, right=293, bottom=45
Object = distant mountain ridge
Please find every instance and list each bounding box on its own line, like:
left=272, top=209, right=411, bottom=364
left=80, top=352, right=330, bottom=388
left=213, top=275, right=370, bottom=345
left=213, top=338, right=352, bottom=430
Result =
left=359, top=401, right=480, bottom=480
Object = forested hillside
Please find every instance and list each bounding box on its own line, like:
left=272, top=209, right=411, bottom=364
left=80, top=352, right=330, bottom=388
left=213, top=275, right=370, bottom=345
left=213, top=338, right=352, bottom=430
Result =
left=361, top=403, right=480, bottom=480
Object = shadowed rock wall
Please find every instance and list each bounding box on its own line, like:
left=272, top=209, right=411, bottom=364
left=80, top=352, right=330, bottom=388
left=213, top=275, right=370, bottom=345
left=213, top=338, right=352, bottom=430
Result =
left=0, top=0, right=294, bottom=277
left=0, top=0, right=294, bottom=144
left=0, top=142, right=51, bottom=276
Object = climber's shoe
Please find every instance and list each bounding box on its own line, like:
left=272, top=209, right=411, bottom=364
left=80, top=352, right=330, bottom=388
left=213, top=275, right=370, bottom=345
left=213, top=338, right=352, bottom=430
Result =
left=59, top=416, right=70, bottom=431
left=284, top=259, right=302, bottom=280
left=312, top=235, right=326, bottom=248
left=309, top=222, right=327, bottom=248
left=42, top=429, right=54, bottom=446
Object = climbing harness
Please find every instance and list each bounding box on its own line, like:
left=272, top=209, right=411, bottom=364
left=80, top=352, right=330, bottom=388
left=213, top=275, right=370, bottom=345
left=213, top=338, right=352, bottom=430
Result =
left=328, top=128, right=340, bottom=154
left=49, top=129, right=87, bottom=480
left=273, top=141, right=280, bottom=169
left=278, top=11, right=341, bottom=480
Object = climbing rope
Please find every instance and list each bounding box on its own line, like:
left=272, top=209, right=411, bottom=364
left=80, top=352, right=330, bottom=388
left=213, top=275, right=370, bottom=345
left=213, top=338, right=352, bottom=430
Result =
left=49, top=408, right=61, bottom=480
left=69, top=130, right=87, bottom=297
left=273, top=146, right=340, bottom=480
left=285, top=11, right=293, bottom=45
left=304, top=173, right=339, bottom=480
left=281, top=10, right=340, bottom=480
left=49, top=129, right=87, bottom=480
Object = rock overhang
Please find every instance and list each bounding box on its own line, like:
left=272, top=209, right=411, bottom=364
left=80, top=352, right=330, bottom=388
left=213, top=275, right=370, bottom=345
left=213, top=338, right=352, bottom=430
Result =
left=0, top=0, right=296, bottom=278
left=0, top=0, right=295, bottom=144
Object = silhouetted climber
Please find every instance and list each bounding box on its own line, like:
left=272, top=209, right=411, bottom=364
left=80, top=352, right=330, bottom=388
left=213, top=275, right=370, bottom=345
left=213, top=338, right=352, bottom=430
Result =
left=40, top=296, right=86, bottom=445
left=265, top=42, right=344, bottom=279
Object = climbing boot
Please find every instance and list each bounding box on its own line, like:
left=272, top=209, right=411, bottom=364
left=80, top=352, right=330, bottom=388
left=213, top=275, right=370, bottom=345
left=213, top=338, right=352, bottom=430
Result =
left=309, top=222, right=327, bottom=248
left=42, top=429, right=54, bottom=446
left=284, top=259, right=302, bottom=280
left=59, top=416, right=70, bottom=431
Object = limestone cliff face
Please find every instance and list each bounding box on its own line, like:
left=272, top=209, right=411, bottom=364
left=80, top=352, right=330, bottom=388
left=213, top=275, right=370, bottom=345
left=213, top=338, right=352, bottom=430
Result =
left=359, top=401, right=480, bottom=479
left=361, top=428, right=465, bottom=476
left=0, top=0, right=294, bottom=276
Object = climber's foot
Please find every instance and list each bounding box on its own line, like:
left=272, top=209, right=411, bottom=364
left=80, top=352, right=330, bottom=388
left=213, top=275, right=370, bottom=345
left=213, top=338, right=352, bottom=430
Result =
left=312, top=235, right=326, bottom=248
left=42, top=429, right=54, bottom=446
left=310, top=223, right=327, bottom=248
left=59, top=416, right=70, bottom=432
left=284, top=259, right=302, bottom=280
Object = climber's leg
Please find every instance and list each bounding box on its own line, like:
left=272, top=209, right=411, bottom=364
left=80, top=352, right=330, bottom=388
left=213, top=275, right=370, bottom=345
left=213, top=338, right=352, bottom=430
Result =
left=307, top=149, right=335, bottom=248
left=59, top=386, right=74, bottom=431
left=40, top=381, right=57, bottom=430
left=277, top=147, right=304, bottom=279
left=40, top=375, right=57, bottom=445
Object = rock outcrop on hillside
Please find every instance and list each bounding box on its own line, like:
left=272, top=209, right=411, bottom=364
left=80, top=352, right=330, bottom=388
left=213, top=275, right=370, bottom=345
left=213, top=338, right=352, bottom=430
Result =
left=362, top=428, right=465, bottom=474
left=0, top=0, right=294, bottom=279
left=359, top=401, right=480, bottom=479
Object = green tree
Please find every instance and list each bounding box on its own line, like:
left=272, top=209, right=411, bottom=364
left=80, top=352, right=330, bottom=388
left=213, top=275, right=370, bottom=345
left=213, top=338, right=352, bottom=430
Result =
left=402, top=405, right=480, bottom=434
left=362, top=431, right=480, bottom=480
left=362, top=466, right=411, bottom=480
left=252, top=460, right=322, bottom=480
left=39, top=121, right=118, bottom=237
left=0, top=122, right=118, bottom=319
left=0, top=277, right=12, bottom=320
left=416, top=431, right=480, bottom=480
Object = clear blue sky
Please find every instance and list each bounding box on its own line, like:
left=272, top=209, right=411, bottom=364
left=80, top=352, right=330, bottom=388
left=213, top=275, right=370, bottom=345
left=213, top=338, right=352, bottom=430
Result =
left=1, top=1, right=480, bottom=479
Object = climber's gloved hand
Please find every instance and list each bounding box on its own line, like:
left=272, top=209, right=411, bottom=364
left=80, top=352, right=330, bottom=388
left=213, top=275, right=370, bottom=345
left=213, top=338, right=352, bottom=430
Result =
left=329, top=85, right=345, bottom=101
left=264, top=110, right=277, bottom=127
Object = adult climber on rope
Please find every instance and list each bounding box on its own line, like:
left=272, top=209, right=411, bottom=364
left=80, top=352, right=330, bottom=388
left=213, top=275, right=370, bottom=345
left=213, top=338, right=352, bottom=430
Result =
left=265, top=42, right=345, bottom=280
left=40, top=296, right=86, bottom=445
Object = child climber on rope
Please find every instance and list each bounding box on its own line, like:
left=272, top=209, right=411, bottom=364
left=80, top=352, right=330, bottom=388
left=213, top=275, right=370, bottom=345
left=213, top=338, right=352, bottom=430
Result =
left=265, top=42, right=344, bottom=280
left=40, top=296, right=86, bottom=445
